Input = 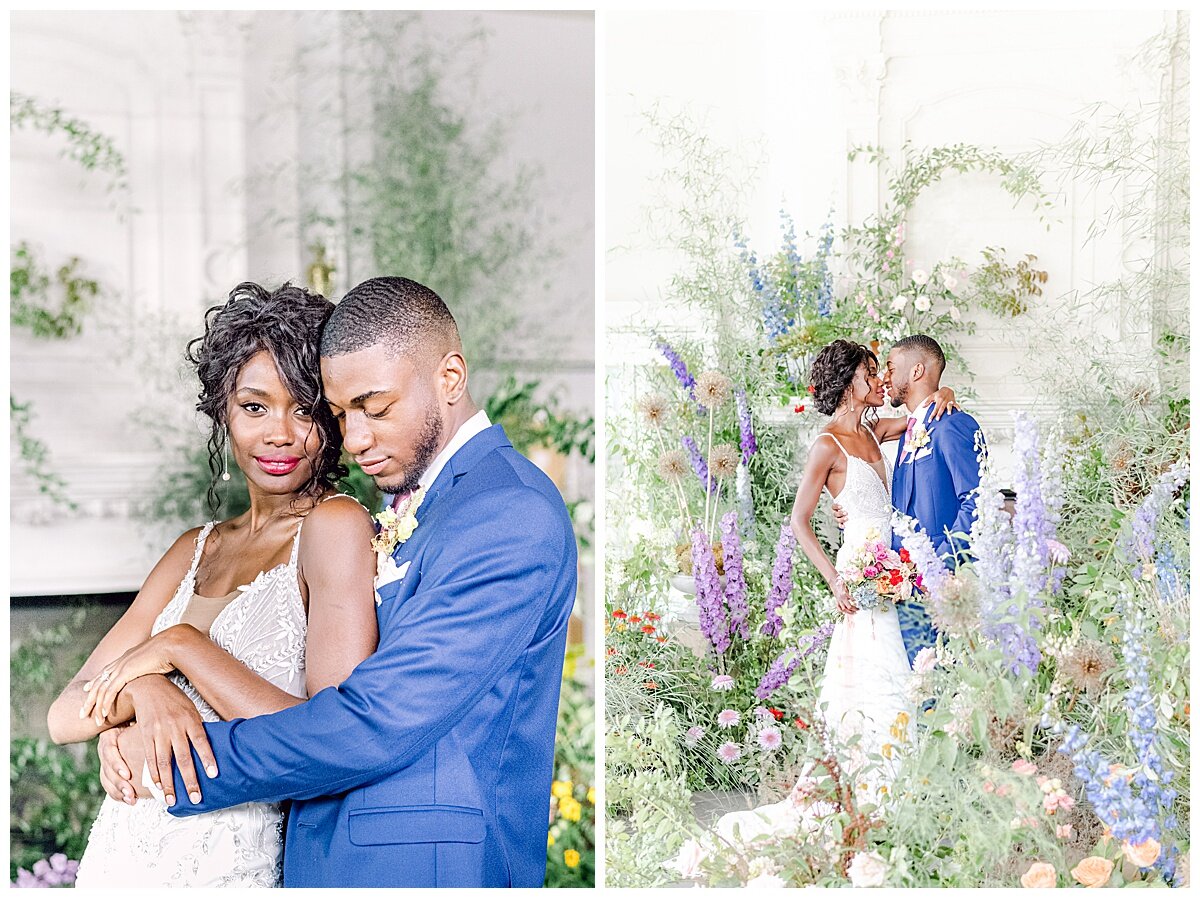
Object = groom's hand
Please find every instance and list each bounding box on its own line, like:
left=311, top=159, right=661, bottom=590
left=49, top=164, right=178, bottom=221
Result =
left=120, top=676, right=219, bottom=807
left=831, top=502, right=848, bottom=529
left=97, top=724, right=136, bottom=805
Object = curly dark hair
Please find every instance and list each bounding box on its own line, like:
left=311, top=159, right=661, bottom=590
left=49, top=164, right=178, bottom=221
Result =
left=809, top=339, right=878, bottom=416
left=186, top=281, right=346, bottom=513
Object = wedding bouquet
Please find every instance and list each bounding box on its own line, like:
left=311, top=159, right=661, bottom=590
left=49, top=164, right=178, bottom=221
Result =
left=835, top=530, right=918, bottom=612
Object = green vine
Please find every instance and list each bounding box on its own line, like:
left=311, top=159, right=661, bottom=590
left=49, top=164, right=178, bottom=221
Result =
left=10, top=397, right=74, bottom=509
left=10, top=243, right=101, bottom=340
left=10, top=92, right=128, bottom=194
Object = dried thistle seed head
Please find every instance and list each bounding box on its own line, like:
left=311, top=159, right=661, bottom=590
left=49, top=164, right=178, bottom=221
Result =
left=710, top=443, right=739, bottom=479
left=657, top=449, right=688, bottom=482
left=695, top=370, right=733, bottom=409
left=636, top=393, right=670, bottom=428
left=1061, top=638, right=1115, bottom=696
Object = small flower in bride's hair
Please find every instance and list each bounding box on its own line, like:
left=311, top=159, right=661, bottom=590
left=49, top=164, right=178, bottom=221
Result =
left=709, top=444, right=739, bottom=480
left=658, top=449, right=688, bottom=482
left=695, top=370, right=733, bottom=409
left=637, top=393, right=670, bottom=428
left=717, top=741, right=742, bottom=764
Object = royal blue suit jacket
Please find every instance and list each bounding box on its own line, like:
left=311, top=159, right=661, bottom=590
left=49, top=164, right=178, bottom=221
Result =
left=890, top=407, right=984, bottom=564
left=168, top=425, right=577, bottom=888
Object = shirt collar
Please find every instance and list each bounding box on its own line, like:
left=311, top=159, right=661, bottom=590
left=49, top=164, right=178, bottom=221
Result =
left=418, top=409, right=492, bottom=492
left=907, top=398, right=933, bottom=423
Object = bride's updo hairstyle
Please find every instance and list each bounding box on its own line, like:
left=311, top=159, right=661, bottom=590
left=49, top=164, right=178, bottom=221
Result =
left=186, top=281, right=346, bottom=511
left=809, top=339, right=877, bottom=416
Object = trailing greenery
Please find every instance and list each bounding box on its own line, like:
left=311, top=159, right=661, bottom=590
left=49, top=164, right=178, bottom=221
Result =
left=10, top=92, right=128, bottom=196
left=10, top=397, right=74, bottom=509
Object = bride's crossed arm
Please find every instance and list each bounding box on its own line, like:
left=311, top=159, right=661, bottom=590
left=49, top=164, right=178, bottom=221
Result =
left=50, top=498, right=378, bottom=807
left=789, top=437, right=856, bottom=616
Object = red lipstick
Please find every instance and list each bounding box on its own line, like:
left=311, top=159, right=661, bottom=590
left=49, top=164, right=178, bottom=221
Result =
left=255, top=456, right=302, bottom=476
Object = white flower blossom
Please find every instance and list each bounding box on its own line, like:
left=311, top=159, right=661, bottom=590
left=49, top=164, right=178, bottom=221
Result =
left=890, top=295, right=908, bottom=312
left=848, top=851, right=889, bottom=887
left=912, top=269, right=929, bottom=286
left=914, top=295, right=931, bottom=313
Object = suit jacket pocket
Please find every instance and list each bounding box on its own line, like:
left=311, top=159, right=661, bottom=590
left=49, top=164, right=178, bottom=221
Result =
left=348, top=804, right=485, bottom=846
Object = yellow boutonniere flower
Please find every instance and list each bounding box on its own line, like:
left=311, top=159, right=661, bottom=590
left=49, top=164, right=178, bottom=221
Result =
left=371, top=487, right=426, bottom=556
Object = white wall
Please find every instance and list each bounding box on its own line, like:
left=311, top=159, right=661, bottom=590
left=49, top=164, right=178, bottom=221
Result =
left=10, top=10, right=595, bottom=597
left=606, top=9, right=1174, bottom=481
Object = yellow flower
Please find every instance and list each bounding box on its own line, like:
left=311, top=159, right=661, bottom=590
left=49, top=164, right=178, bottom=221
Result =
left=881, top=743, right=894, bottom=759
left=551, top=780, right=573, bottom=800
left=547, top=832, right=556, bottom=847
left=560, top=797, right=582, bottom=822
left=587, top=786, right=596, bottom=805
left=564, top=849, right=580, bottom=869
left=894, top=711, right=910, bottom=727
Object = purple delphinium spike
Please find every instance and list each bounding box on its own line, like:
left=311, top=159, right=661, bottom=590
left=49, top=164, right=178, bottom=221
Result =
left=719, top=511, right=750, bottom=640
left=1012, top=413, right=1052, bottom=598
left=735, top=388, right=757, bottom=465
left=762, top=522, right=797, bottom=637
left=682, top=435, right=716, bottom=495
left=755, top=620, right=835, bottom=699
left=1057, top=589, right=1178, bottom=881
left=1118, top=459, right=1190, bottom=579
left=657, top=338, right=700, bottom=406
left=691, top=527, right=729, bottom=654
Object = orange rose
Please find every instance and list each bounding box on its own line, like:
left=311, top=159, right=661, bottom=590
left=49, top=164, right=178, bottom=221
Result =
left=1071, top=856, right=1114, bottom=888
left=1021, top=862, right=1057, bottom=888
left=1122, top=837, right=1161, bottom=869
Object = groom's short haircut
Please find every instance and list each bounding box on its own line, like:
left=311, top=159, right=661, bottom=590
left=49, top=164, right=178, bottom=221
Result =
left=320, top=276, right=461, bottom=361
left=894, top=334, right=946, bottom=378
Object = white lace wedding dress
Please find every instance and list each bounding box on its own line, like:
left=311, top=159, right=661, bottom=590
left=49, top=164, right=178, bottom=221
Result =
left=712, top=431, right=913, bottom=846
left=74, top=518, right=310, bottom=888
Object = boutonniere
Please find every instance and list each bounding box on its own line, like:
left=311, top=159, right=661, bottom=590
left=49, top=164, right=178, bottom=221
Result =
left=905, top=420, right=932, bottom=463
left=371, top=487, right=426, bottom=557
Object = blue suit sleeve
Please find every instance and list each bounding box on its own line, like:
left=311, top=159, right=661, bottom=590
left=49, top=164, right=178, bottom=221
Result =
left=168, top=486, right=573, bottom=814
left=932, top=413, right=985, bottom=562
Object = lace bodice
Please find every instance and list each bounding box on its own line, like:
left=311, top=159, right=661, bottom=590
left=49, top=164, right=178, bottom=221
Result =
left=151, top=519, right=309, bottom=719
left=75, top=509, right=326, bottom=888
left=819, top=431, right=894, bottom=551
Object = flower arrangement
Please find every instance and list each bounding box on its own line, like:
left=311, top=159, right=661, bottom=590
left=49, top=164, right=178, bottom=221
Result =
left=606, top=35, right=1190, bottom=885
left=835, top=528, right=918, bottom=612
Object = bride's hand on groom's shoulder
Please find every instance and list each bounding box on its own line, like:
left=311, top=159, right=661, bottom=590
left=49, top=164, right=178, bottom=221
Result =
left=928, top=386, right=960, bottom=420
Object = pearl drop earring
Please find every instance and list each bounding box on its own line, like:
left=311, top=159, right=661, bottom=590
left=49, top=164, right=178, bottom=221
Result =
left=221, top=427, right=232, bottom=482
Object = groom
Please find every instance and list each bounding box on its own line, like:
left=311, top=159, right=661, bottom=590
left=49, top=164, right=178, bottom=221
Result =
left=118, top=277, right=578, bottom=886
left=837, top=334, right=984, bottom=664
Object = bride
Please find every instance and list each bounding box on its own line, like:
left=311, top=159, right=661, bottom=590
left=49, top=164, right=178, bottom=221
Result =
left=713, top=339, right=955, bottom=844
left=47, top=282, right=379, bottom=887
